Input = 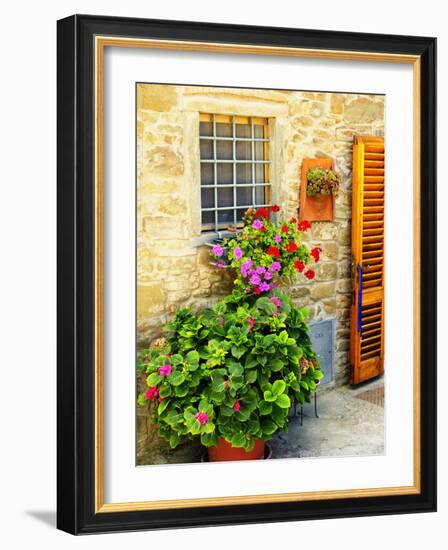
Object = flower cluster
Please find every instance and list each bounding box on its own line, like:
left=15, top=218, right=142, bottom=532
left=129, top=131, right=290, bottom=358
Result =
left=211, top=205, right=319, bottom=294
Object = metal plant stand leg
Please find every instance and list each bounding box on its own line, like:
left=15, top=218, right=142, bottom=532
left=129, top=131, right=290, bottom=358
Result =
left=314, top=391, right=319, bottom=418
left=300, top=405, right=304, bottom=426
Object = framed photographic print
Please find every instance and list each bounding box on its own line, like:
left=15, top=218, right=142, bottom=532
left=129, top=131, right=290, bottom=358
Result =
left=57, top=14, right=436, bottom=534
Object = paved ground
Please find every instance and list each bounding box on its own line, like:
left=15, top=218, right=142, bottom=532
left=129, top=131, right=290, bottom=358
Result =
left=271, top=377, right=385, bottom=459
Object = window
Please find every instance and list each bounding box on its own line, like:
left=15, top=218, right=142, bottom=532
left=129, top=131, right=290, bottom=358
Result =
left=199, top=114, right=271, bottom=232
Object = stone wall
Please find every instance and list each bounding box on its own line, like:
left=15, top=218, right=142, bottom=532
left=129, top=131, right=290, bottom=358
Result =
left=137, top=84, right=384, bottom=386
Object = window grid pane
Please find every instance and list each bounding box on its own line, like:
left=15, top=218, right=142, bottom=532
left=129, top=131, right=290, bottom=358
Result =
left=200, top=114, right=271, bottom=232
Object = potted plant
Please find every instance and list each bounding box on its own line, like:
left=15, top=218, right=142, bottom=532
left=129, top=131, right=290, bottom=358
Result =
left=138, top=291, right=323, bottom=461
left=138, top=205, right=323, bottom=461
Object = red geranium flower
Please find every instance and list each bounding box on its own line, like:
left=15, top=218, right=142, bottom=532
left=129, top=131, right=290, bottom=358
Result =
left=294, top=260, right=305, bottom=272
left=298, top=220, right=312, bottom=232
left=304, top=268, right=315, bottom=280
left=253, top=286, right=261, bottom=295
left=269, top=204, right=280, bottom=212
left=281, top=225, right=288, bottom=233
left=267, top=246, right=281, bottom=258
left=310, top=246, right=322, bottom=262
left=290, top=217, right=297, bottom=224
left=255, top=207, right=270, bottom=219
left=261, top=226, right=267, bottom=232
left=287, top=241, right=298, bottom=253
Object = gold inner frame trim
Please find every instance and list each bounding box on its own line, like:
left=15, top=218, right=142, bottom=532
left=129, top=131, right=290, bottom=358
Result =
left=94, top=35, right=421, bottom=513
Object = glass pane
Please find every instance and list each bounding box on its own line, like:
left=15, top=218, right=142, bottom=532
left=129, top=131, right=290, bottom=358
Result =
left=255, top=185, right=267, bottom=205
left=202, top=210, right=215, bottom=227
left=200, top=163, right=214, bottom=185
left=254, top=124, right=264, bottom=139
left=218, top=209, right=234, bottom=225
left=254, top=141, right=265, bottom=161
left=217, top=163, right=233, bottom=185
left=236, top=141, right=252, bottom=160
left=236, top=163, right=252, bottom=184
left=255, top=163, right=265, bottom=183
left=236, top=124, right=251, bottom=138
left=200, top=121, right=213, bottom=137
left=216, top=122, right=233, bottom=137
left=236, top=208, right=247, bottom=223
left=216, top=140, right=233, bottom=160
left=201, top=188, right=215, bottom=208
left=237, top=186, right=252, bottom=206
left=217, top=187, right=234, bottom=208
left=200, top=139, right=213, bottom=160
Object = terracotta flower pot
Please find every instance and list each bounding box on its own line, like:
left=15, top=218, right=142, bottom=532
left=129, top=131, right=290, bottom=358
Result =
left=208, top=437, right=265, bottom=462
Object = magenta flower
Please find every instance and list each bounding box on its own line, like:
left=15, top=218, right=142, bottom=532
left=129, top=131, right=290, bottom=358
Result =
left=259, top=282, right=270, bottom=292
left=270, top=296, right=282, bottom=307
left=271, top=261, right=282, bottom=272
left=233, top=246, right=243, bottom=260
left=233, top=401, right=241, bottom=412
left=215, top=259, right=226, bottom=268
left=274, top=235, right=282, bottom=244
left=249, top=274, right=261, bottom=285
left=159, top=364, right=172, bottom=376
left=212, top=244, right=224, bottom=257
left=145, top=386, right=159, bottom=401
left=241, top=259, right=253, bottom=277
left=273, top=311, right=279, bottom=317
left=252, top=219, right=263, bottom=230
left=256, top=266, right=266, bottom=275
left=195, top=411, right=209, bottom=426
left=264, top=271, right=273, bottom=280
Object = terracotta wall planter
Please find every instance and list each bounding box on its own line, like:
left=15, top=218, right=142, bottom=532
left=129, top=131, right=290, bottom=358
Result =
left=300, top=158, right=335, bottom=222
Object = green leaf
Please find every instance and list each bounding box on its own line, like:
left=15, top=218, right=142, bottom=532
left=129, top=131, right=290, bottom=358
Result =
left=257, top=355, right=267, bottom=366
left=158, top=399, right=169, bottom=414
left=229, top=363, right=244, bottom=378
left=245, top=354, right=258, bottom=369
left=259, top=400, right=272, bottom=415
left=169, top=371, right=186, bottom=386
left=146, top=372, right=162, bottom=386
left=275, top=393, right=291, bottom=409
left=300, top=380, right=309, bottom=391
left=186, top=350, right=199, bottom=363
left=158, top=385, right=172, bottom=398
left=137, top=393, right=147, bottom=407
left=231, top=345, right=245, bottom=359
left=314, top=370, right=324, bottom=380
left=272, top=379, right=286, bottom=397
left=261, top=419, right=278, bottom=436
left=270, top=359, right=284, bottom=372
left=231, top=433, right=246, bottom=448
left=170, top=354, right=183, bottom=365
left=245, top=370, right=257, bottom=384
left=263, top=390, right=276, bottom=402
left=169, top=433, right=180, bottom=448
left=263, top=334, right=276, bottom=347
left=201, top=432, right=218, bottom=447
left=174, top=384, right=188, bottom=397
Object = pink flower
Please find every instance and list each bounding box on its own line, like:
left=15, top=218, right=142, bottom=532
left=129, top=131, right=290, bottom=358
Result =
left=224, top=380, right=229, bottom=390
left=274, top=235, right=282, bottom=244
left=159, top=364, right=172, bottom=376
left=259, top=282, right=270, bottom=292
left=233, top=246, right=243, bottom=260
left=248, top=317, right=255, bottom=332
left=249, top=274, right=261, bottom=285
left=195, top=411, right=209, bottom=426
left=215, top=259, right=226, bottom=268
left=218, top=317, right=225, bottom=326
left=264, top=271, right=273, bottom=280
left=252, top=219, right=263, bottom=230
left=273, top=311, right=279, bottom=317
left=145, top=386, right=159, bottom=401
left=256, top=266, right=266, bottom=275
left=270, top=261, right=282, bottom=272
left=233, top=401, right=241, bottom=412
left=270, top=296, right=282, bottom=307
left=212, top=244, right=224, bottom=257
left=241, top=260, right=253, bottom=277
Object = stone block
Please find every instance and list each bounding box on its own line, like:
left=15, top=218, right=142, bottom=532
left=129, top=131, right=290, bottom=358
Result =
left=144, top=146, right=184, bottom=177
left=344, top=97, right=384, bottom=124
left=137, top=84, right=179, bottom=112
left=310, top=281, right=336, bottom=300
left=316, top=262, right=338, bottom=281
left=137, top=284, right=165, bottom=319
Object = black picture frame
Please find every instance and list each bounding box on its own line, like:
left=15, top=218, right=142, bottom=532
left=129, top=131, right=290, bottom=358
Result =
left=57, top=14, right=436, bottom=535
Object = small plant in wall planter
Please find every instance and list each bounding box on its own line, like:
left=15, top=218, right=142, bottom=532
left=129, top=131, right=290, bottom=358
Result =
left=306, top=167, right=341, bottom=197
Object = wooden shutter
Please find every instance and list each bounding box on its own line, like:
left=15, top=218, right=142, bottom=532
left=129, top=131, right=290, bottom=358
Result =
left=350, top=135, right=385, bottom=384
